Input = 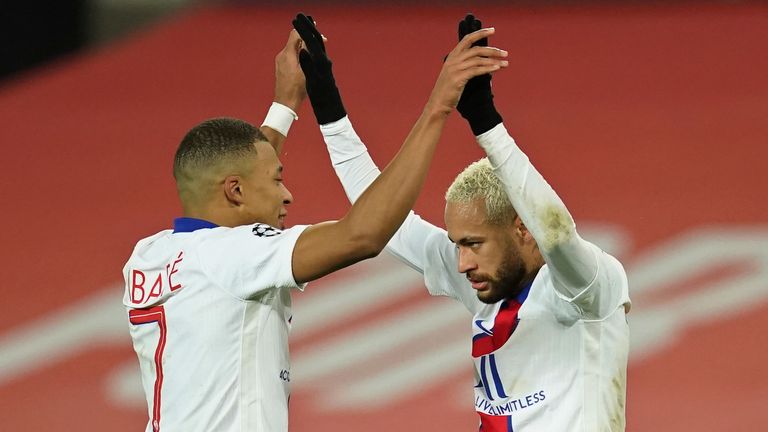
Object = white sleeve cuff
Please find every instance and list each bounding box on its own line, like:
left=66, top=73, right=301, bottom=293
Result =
left=320, top=116, right=368, bottom=164
left=476, top=123, right=517, bottom=168
left=261, top=102, right=298, bottom=137
left=319, top=115, right=352, bottom=135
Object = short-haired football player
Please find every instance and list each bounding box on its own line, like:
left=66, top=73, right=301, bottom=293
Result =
left=123, top=14, right=509, bottom=432
left=318, top=15, right=631, bottom=431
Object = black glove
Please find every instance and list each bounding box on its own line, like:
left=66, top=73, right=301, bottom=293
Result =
left=456, top=14, right=503, bottom=136
left=292, top=13, right=346, bottom=125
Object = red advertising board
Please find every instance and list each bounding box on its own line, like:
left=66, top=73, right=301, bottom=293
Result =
left=0, top=3, right=766, bottom=430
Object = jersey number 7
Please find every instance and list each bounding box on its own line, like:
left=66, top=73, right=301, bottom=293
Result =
left=129, top=306, right=167, bottom=432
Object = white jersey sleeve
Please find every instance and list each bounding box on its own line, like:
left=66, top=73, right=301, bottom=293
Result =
left=197, top=223, right=309, bottom=300
left=477, top=124, right=630, bottom=319
left=321, top=117, right=480, bottom=312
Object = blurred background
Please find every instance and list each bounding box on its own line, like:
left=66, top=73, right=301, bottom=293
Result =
left=0, top=0, right=766, bottom=430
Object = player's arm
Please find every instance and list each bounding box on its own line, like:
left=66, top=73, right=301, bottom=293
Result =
left=478, top=127, right=598, bottom=289
left=290, top=14, right=508, bottom=284
left=260, top=29, right=306, bottom=154
left=456, top=15, right=600, bottom=301
left=320, top=108, right=483, bottom=304
left=320, top=109, right=448, bottom=275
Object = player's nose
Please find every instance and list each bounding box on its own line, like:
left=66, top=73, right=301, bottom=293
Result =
left=283, top=186, right=294, bottom=205
left=457, top=247, right=477, bottom=274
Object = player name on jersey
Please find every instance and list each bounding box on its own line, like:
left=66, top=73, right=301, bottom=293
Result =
left=129, top=251, right=184, bottom=305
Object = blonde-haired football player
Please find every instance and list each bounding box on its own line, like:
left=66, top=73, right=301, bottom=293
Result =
left=320, top=14, right=630, bottom=432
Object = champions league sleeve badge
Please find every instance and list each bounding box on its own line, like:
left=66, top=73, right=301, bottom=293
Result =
left=252, top=223, right=282, bottom=238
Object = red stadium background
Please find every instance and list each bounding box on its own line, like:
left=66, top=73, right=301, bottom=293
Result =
left=0, top=2, right=766, bottom=430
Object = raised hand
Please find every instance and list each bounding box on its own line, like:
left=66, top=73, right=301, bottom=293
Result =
left=273, top=29, right=307, bottom=113
left=427, top=27, right=508, bottom=119
left=292, top=13, right=347, bottom=125
left=455, top=14, right=504, bottom=135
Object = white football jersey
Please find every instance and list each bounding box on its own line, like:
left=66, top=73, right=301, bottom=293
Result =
left=123, top=218, right=307, bottom=432
left=389, top=214, right=630, bottom=431
left=321, top=117, right=631, bottom=431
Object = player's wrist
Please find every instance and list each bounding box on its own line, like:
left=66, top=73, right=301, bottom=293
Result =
left=273, top=90, right=306, bottom=114
left=423, top=100, right=453, bottom=119
left=307, top=84, right=346, bottom=125
left=465, top=109, right=503, bottom=136
left=457, top=91, right=502, bottom=136
left=262, top=102, right=299, bottom=137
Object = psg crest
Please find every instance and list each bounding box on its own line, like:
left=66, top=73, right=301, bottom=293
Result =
left=252, top=223, right=281, bottom=237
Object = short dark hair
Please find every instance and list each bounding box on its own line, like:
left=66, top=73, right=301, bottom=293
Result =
left=173, top=117, right=267, bottom=180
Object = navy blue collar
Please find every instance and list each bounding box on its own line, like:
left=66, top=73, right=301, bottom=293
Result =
left=515, top=280, right=533, bottom=304
left=173, top=217, right=219, bottom=233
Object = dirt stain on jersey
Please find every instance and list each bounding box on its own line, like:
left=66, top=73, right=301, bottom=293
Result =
left=540, top=206, right=573, bottom=251
left=609, top=367, right=627, bottom=431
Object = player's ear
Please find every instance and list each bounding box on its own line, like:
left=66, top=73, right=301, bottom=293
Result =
left=513, top=215, right=533, bottom=242
left=223, top=175, right=245, bottom=205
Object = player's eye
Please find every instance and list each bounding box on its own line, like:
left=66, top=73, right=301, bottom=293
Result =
left=456, top=240, right=480, bottom=250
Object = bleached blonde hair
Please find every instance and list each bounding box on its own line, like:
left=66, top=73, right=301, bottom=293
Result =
left=445, top=158, right=516, bottom=225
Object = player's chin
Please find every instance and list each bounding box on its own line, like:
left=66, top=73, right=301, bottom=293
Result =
left=476, top=286, right=504, bottom=304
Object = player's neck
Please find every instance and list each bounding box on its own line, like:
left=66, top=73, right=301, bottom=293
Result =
left=520, top=268, right=539, bottom=289
left=182, top=203, right=240, bottom=229
left=521, top=247, right=545, bottom=284
left=521, top=240, right=543, bottom=264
